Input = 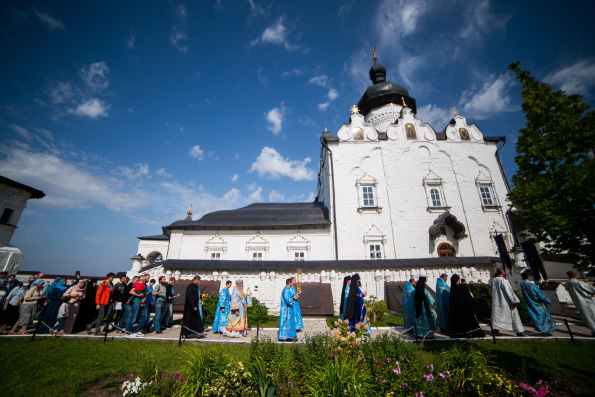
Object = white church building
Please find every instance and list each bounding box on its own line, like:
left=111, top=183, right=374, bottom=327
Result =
left=128, top=56, right=521, bottom=314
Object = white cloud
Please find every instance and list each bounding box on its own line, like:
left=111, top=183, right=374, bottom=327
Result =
left=250, top=17, right=302, bottom=51
left=268, top=190, right=285, bottom=202
left=257, top=67, right=268, bottom=86
left=156, top=168, right=169, bottom=177
left=461, top=73, right=514, bottom=119
left=317, top=102, right=330, bottom=112
left=126, top=31, right=136, bottom=49
left=80, top=61, right=109, bottom=92
left=246, top=0, right=265, bottom=17
left=317, top=88, right=339, bottom=112
left=223, top=188, right=241, bottom=203
left=250, top=147, right=316, bottom=181
left=249, top=186, right=263, bottom=202
left=33, top=7, right=65, bottom=30
left=231, top=174, right=239, bottom=182
left=417, top=104, right=451, bottom=128
left=189, top=145, right=205, bottom=160
left=282, top=68, right=303, bottom=77
left=48, top=81, right=75, bottom=104
left=327, top=88, right=339, bottom=101
left=68, top=98, right=109, bottom=119
left=309, top=75, right=330, bottom=88
left=265, top=103, right=286, bottom=135
left=545, top=59, right=595, bottom=96
left=337, top=0, right=354, bottom=17
left=10, top=125, right=32, bottom=140
left=376, top=0, right=427, bottom=41
left=117, top=163, right=149, bottom=179
left=176, top=4, right=188, bottom=19
left=460, top=0, right=509, bottom=42
left=170, top=27, right=188, bottom=53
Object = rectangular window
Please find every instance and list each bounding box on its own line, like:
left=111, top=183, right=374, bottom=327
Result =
left=479, top=186, right=494, bottom=205
left=362, top=186, right=375, bottom=206
left=252, top=252, right=263, bottom=261
left=210, top=252, right=221, bottom=260
left=294, top=252, right=305, bottom=261
left=0, top=208, right=14, bottom=224
left=430, top=188, right=442, bottom=207
left=369, top=244, right=382, bottom=259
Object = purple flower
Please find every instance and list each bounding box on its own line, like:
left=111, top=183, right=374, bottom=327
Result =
left=174, top=373, right=180, bottom=378
left=439, top=372, right=446, bottom=378
left=424, top=374, right=434, bottom=381
left=519, top=382, right=527, bottom=389
left=393, top=368, right=401, bottom=375
left=537, top=380, right=543, bottom=385
left=415, top=393, right=423, bottom=397
left=180, top=379, right=185, bottom=383
left=399, top=382, right=408, bottom=388
left=427, top=364, right=434, bottom=371
left=446, top=371, right=451, bottom=377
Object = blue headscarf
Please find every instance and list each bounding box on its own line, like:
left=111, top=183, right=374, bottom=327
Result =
left=53, top=277, right=67, bottom=291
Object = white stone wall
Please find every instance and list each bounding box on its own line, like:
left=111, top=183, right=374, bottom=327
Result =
left=0, top=183, right=31, bottom=246
left=328, top=111, right=514, bottom=260
left=140, top=263, right=495, bottom=314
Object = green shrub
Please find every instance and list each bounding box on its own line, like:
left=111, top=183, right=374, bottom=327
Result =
left=201, top=294, right=220, bottom=326
left=364, top=296, right=389, bottom=323
left=173, top=346, right=229, bottom=397
left=303, top=358, right=375, bottom=397
left=248, top=297, right=270, bottom=325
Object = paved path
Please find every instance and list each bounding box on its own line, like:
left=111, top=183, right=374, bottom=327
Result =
left=2, top=316, right=592, bottom=344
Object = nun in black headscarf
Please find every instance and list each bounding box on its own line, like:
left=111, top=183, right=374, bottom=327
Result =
left=344, top=274, right=372, bottom=336
left=449, top=274, right=485, bottom=338
left=413, top=276, right=437, bottom=338
left=339, top=275, right=351, bottom=320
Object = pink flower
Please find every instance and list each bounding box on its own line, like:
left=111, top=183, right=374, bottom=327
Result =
left=424, top=374, right=434, bottom=381
left=400, top=382, right=408, bottom=388
left=537, top=380, right=543, bottom=385
left=386, top=357, right=391, bottom=362
left=427, top=364, right=434, bottom=371
left=180, top=379, right=185, bottom=383
left=393, top=368, right=401, bottom=375
left=439, top=372, right=446, bottom=378
left=415, top=393, right=423, bottom=397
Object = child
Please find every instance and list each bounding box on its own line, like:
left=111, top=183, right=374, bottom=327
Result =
left=52, top=295, right=70, bottom=336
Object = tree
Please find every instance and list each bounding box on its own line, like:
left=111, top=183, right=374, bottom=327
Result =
left=508, top=62, right=595, bottom=272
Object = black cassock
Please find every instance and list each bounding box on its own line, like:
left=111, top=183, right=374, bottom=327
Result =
left=449, top=284, right=485, bottom=338
left=182, top=283, right=204, bottom=336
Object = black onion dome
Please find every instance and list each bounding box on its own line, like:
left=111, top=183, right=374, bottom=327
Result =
left=357, top=59, right=417, bottom=116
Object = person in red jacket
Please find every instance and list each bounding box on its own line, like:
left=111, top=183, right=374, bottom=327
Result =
left=87, top=273, right=114, bottom=335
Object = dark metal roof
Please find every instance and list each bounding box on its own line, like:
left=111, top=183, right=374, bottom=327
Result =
left=156, top=256, right=499, bottom=272
left=0, top=176, right=45, bottom=199
left=169, top=202, right=331, bottom=229
left=137, top=234, right=170, bottom=241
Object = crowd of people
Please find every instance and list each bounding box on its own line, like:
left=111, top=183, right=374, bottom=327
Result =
left=0, top=271, right=181, bottom=337
left=0, top=267, right=593, bottom=340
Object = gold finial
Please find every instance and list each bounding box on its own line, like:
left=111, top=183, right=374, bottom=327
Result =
left=187, top=204, right=193, bottom=216
left=350, top=105, right=360, bottom=114
left=401, top=97, right=407, bottom=107
left=373, top=47, right=377, bottom=61
left=451, top=107, right=459, bottom=116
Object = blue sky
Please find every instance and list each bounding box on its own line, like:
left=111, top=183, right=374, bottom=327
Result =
left=1, top=0, right=594, bottom=276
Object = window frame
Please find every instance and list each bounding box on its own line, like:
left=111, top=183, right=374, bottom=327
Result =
left=476, top=181, right=500, bottom=210
left=368, top=243, right=383, bottom=259
left=423, top=176, right=448, bottom=212
left=356, top=173, right=382, bottom=214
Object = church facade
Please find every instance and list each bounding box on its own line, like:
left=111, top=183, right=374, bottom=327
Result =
left=128, top=57, right=518, bottom=314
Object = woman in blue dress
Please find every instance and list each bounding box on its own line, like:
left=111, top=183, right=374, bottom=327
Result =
left=345, top=273, right=372, bottom=336
left=339, top=275, right=351, bottom=320
left=38, top=278, right=67, bottom=334
left=414, top=276, right=437, bottom=339
left=520, top=270, right=557, bottom=336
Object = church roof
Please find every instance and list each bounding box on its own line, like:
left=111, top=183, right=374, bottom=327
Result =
left=169, top=202, right=331, bottom=229
left=137, top=234, right=170, bottom=240
left=356, top=57, right=417, bottom=116
left=0, top=175, right=45, bottom=199
left=154, top=256, right=499, bottom=272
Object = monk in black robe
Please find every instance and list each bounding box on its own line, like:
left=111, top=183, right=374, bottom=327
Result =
left=449, top=274, right=485, bottom=338
left=182, top=275, right=204, bottom=337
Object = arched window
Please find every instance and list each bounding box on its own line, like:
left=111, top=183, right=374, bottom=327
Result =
left=438, top=243, right=456, bottom=257
left=430, top=188, right=441, bottom=207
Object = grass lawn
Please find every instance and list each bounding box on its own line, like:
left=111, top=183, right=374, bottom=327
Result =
left=326, top=314, right=404, bottom=329
left=0, top=338, right=250, bottom=396
left=1, top=337, right=594, bottom=396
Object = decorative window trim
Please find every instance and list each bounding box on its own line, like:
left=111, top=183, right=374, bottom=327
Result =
left=423, top=174, right=449, bottom=212
left=363, top=225, right=387, bottom=259
left=205, top=233, right=227, bottom=260
left=246, top=232, right=269, bottom=260
left=356, top=173, right=382, bottom=214
left=476, top=179, right=500, bottom=210
left=286, top=232, right=311, bottom=261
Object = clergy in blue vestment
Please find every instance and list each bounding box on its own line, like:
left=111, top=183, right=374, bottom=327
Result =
left=290, top=276, right=304, bottom=331
left=402, top=278, right=416, bottom=331
left=414, top=276, right=437, bottom=338
left=345, top=273, right=372, bottom=336
left=436, top=274, right=452, bottom=332
left=520, top=271, right=557, bottom=335
left=339, top=275, right=351, bottom=320
left=212, top=280, right=232, bottom=333
left=278, top=278, right=298, bottom=341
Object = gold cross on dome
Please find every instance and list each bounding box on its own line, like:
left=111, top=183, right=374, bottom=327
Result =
left=451, top=107, right=459, bottom=116
left=350, top=105, right=360, bottom=114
